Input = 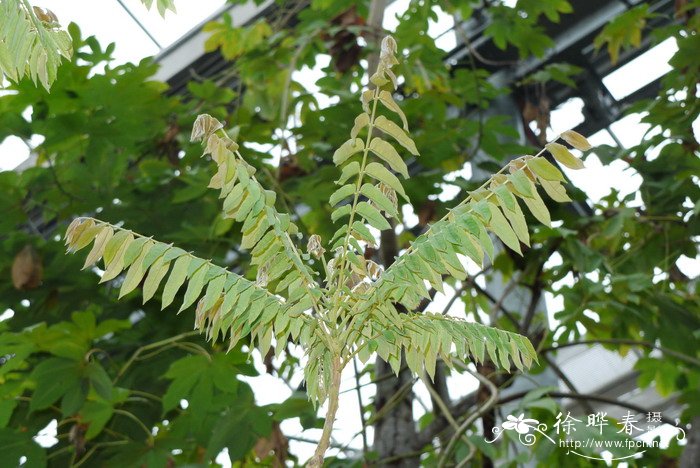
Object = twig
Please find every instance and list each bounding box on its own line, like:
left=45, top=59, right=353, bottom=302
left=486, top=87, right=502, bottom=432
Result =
left=497, top=391, right=678, bottom=426
left=352, top=356, right=369, bottom=457
left=541, top=339, right=700, bottom=368
left=113, top=330, right=199, bottom=383
left=438, top=363, right=498, bottom=467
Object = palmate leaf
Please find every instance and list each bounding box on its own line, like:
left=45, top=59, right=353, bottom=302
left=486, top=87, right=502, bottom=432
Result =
left=191, top=114, right=322, bottom=314
left=0, top=0, right=72, bottom=90
left=64, top=217, right=313, bottom=358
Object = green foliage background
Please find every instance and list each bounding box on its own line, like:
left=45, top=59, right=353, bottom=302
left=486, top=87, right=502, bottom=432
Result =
left=0, top=0, right=698, bottom=466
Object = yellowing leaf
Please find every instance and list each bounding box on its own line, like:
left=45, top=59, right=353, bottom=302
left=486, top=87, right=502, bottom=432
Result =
left=522, top=190, right=551, bottom=227
left=82, top=226, right=114, bottom=270
left=72, top=220, right=100, bottom=251
left=369, top=138, right=408, bottom=178
left=100, top=232, right=134, bottom=283
left=561, top=130, right=592, bottom=151
left=103, top=231, right=132, bottom=265
left=119, top=246, right=151, bottom=298
left=374, top=115, right=419, bottom=156
left=498, top=199, right=530, bottom=247
left=546, top=142, right=584, bottom=169
left=540, top=179, right=571, bottom=202
left=378, top=90, right=408, bottom=130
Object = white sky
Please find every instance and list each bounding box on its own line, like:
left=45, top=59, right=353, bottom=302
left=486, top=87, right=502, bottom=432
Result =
left=2, top=0, right=697, bottom=464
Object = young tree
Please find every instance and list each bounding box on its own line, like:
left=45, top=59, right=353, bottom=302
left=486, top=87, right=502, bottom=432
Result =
left=1, top=1, right=697, bottom=466
left=63, top=35, right=589, bottom=465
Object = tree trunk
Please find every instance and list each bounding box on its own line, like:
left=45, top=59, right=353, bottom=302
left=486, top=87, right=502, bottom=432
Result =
left=372, top=225, right=419, bottom=466
left=373, top=354, right=420, bottom=466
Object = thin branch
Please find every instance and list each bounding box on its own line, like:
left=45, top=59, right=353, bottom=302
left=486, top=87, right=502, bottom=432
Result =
left=352, top=356, right=369, bottom=457
left=497, top=391, right=678, bottom=427
left=114, top=330, right=199, bottom=383
left=542, top=339, right=700, bottom=368
left=541, top=354, right=594, bottom=414
left=438, top=363, right=498, bottom=468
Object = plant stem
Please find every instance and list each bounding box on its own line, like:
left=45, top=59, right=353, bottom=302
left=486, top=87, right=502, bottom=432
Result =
left=308, top=356, right=342, bottom=467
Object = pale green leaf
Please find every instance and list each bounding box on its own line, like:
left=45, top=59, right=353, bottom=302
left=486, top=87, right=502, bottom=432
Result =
left=546, top=142, right=585, bottom=169
left=161, top=256, right=191, bottom=309
left=356, top=201, right=391, bottom=231
left=487, top=203, right=522, bottom=254
left=360, top=183, right=398, bottom=218
left=378, top=90, right=408, bottom=130
left=522, top=190, right=551, bottom=227
left=374, top=115, right=419, bottom=156
left=364, top=162, right=408, bottom=200
left=508, top=170, right=535, bottom=198
left=332, top=138, right=364, bottom=166
left=540, top=178, right=571, bottom=202
left=180, top=263, right=210, bottom=312
left=143, top=256, right=171, bottom=303
left=119, top=246, right=151, bottom=298
left=82, top=226, right=113, bottom=270
left=527, top=157, right=566, bottom=182
left=351, top=113, right=370, bottom=139
left=336, top=161, right=360, bottom=184
left=369, top=137, right=408, bottom=178
left=329, top=184, right=355, bottom=207
left=100, top=233, right=134, bottom=283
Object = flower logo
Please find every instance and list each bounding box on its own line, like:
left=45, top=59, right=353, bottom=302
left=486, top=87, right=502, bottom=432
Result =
left=502, top=413, right=539, bottom=434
